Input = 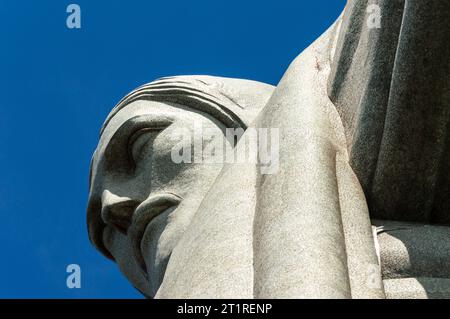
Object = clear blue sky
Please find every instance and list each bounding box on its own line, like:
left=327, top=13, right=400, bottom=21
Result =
left=0, top=0, right=345, bottom=298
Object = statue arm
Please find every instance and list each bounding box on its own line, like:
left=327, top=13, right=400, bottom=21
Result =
left=251, top=19, right=384, bottom=298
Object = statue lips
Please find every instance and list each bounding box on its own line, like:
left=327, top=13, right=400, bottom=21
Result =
left=128, top=193, right=182, bottom=277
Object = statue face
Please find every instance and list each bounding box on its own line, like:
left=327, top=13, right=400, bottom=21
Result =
left=87, top=100, right=228, bottom=297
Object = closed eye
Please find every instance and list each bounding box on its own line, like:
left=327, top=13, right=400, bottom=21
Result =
left=103, top=115, right=173, bottom=172
left=127, top=127, right=166, bottom=166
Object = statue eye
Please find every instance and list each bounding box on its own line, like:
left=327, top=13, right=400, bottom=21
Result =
left=127, top=128, right=165, bottom=166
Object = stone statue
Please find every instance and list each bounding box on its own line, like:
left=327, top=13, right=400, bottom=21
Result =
left=87, top=0, right=450, bottom=299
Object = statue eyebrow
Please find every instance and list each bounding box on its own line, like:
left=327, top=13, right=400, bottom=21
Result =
left=110, top=114, right=172, bottom=140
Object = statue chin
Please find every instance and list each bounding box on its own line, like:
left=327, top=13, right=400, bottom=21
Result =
left=88, top=0, right=450, bottom=299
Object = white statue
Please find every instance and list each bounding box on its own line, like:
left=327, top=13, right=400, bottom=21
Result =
left=87, top=1, right=450, bottom=298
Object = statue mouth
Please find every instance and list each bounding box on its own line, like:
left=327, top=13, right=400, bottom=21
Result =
left=128, top=193, right=181, bottom=277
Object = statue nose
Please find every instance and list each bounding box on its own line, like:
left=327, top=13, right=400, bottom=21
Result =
left=101, top=190, right=139, bottom=235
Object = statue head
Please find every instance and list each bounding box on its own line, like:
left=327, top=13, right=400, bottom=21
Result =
left=87, top=76, right=274, bottom=296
